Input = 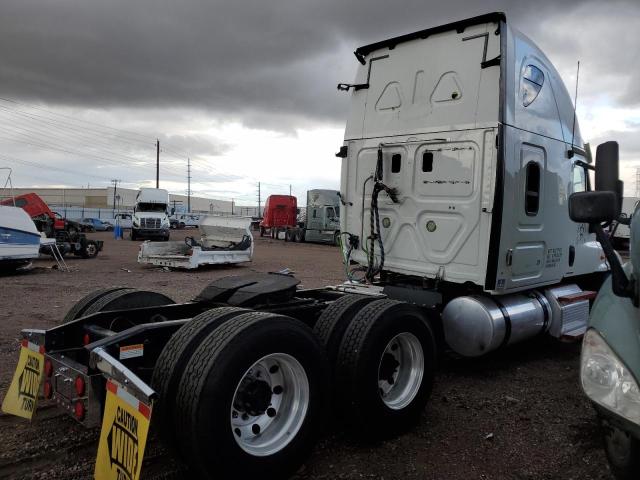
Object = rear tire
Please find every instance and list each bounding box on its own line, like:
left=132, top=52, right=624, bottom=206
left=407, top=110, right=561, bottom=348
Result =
left=152, top=306, right=249, bottom=450
left=81, top=239, right=99, bottom=258
left=82, top=288, right=174, bottom=316
left=63, top=287, right=129, bottom=323
left=130, top=230, right=137, bottom=241
left=313, top=294, right=377, bottom=369
left=175, top=312, right=330, bottom=479
left=336, top=299, right=436, bottom=438
left=602, top=422, right=640, bottom=480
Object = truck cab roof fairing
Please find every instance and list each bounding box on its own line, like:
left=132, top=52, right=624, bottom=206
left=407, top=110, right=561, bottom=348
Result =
left=354, top=12, right=506, bottom=63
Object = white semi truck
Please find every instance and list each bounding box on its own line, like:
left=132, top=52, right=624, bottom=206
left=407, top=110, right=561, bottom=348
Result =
left=3, top=13, right=615, bottom=480
left=131, top=188, right=171, bottom=241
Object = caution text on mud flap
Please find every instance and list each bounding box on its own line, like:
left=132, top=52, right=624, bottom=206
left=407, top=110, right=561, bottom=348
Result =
left=95, top=383, right=151, bottom=480
left=1, top=346, right=44, bottom=420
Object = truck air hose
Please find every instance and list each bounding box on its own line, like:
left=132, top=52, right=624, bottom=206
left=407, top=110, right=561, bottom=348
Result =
left=366, top=147, right=398, bottom=282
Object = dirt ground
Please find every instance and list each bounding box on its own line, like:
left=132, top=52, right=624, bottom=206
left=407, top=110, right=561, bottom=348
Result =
left=0, top=231, right=613, bottom=479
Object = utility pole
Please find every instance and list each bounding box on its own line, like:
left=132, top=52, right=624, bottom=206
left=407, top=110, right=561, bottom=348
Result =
left=231, top=198, right=234, bottom=215
left=156, top=139, right=160, bottom=188
left=111, top=179, right=120, bottom=216
left=257, top=182, right=261, bottom=218
left=187, top=157, right=192, bottom=212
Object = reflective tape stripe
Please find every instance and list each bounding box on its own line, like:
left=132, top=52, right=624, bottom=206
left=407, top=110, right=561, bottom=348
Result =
left=21, top=339, right=44, bottom=354
left=106, top=379, right=151, bottom=419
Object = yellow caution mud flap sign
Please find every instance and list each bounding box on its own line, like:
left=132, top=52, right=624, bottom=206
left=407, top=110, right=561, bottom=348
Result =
left=1, top=341, right=44, bottom=420
left=95, top=380, right=152, bottom=480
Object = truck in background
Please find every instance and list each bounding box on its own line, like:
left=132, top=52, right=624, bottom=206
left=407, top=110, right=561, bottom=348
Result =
left=568, top=147, right=640, bottom=480
left=285, top=189, right=341, bottom=244
left=259, top=195, right=297, bottom=238
left=131, top=188, right=170, bottom=241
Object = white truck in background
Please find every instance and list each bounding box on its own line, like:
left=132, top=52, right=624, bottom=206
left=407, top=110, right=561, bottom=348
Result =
left=131, top=188, right=170, bottom=241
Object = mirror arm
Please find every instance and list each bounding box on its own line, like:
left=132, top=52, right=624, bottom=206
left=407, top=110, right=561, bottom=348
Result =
left=593, top=223, right=634, bottom=298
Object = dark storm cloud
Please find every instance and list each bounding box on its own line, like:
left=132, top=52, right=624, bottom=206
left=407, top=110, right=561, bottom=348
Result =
left=3, top=0, right=633, bottom=125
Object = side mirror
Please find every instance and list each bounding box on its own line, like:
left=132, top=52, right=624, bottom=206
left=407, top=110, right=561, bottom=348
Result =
left=570, top=190, right=634, bottom=300
left=595, top=141, right=619, bottom=193
left=569, top=191, right=618, bottom=224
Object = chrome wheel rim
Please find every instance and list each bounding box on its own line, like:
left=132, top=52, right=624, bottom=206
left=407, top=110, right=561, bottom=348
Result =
left=378, top=332, right=424, bottom=410
left=230, top=353, right=309, bottom=456
left=86, top=244, right=96, bottom=256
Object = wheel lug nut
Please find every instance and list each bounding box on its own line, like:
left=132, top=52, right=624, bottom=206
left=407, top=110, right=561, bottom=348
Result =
left=232, top=410, right=238, bottom=418
left=273, top=385, right=283, bottom=395
left=267, top=408, right=276, bottom=417
left=252, top=424, right=261, bottom=434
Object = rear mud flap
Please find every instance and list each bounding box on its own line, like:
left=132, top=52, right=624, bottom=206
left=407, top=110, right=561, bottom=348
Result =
left=95, top=379, right=152, bottom=480
left=1, top=341, right=44, bottom=420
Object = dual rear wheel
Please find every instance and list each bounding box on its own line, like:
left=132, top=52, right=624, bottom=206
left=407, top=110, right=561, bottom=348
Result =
left=314, top=296, right=436, bottom=437
left=153, top=308, right=329, bottom=479
left=68, top=288, right=437, bottom=479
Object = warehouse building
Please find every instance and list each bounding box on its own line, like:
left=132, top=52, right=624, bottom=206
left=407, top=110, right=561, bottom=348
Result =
left=3, top=187, right=259, bottom=217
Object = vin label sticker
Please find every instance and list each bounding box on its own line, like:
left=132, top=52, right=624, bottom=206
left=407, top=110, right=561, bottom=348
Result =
left=545, top=248, right=563, bottom=268
left=1, top=344, right=44, bottom=420
left=95, top=380, right=152, bottom=480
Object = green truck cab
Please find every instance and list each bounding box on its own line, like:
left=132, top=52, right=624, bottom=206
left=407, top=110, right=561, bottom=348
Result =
left=570, top=142, right=640, bottom=479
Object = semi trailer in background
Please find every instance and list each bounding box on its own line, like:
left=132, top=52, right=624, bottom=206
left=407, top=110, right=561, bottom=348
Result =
left=2, top=13, right=620, bottom=480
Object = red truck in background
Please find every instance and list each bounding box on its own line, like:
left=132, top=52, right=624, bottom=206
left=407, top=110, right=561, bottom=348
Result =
left=259, top=195, right=297, bottom=238
left=2, top=193, right=66, bottom=233
left=0, top=193, right=103, bottom=258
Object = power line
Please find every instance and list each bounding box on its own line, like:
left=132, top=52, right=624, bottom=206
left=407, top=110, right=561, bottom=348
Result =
left=0, top=153, right=115, bottom=183
left=0, top=132, right=187, bottom=178
left=0, top=96, right=155, bottom=144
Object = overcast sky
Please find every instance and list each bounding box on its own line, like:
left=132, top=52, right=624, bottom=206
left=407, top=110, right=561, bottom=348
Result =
left=1, top=0, right=639, bottom=206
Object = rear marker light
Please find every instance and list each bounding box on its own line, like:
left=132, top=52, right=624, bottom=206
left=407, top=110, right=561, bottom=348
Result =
left=74, top=401, right=85, bottom=421
left=75, top=376, right=86, bottom=397
left=45, top=360, right=53, bottom=377
left=82, top=333, right=91, bottom=345
left=43, top=381, right=53, bottom=400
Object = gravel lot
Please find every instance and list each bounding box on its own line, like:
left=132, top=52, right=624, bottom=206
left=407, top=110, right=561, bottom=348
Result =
left=0, top=231, right=613, bottom=479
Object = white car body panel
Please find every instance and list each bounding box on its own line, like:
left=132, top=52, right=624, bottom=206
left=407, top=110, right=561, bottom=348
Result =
left=138, top=215, right=253, bottom=269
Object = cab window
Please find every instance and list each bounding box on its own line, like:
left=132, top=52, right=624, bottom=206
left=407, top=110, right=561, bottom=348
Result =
left=572, top=165, right=587, bottom=193
left=522, top=65, right=544, bottom=107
